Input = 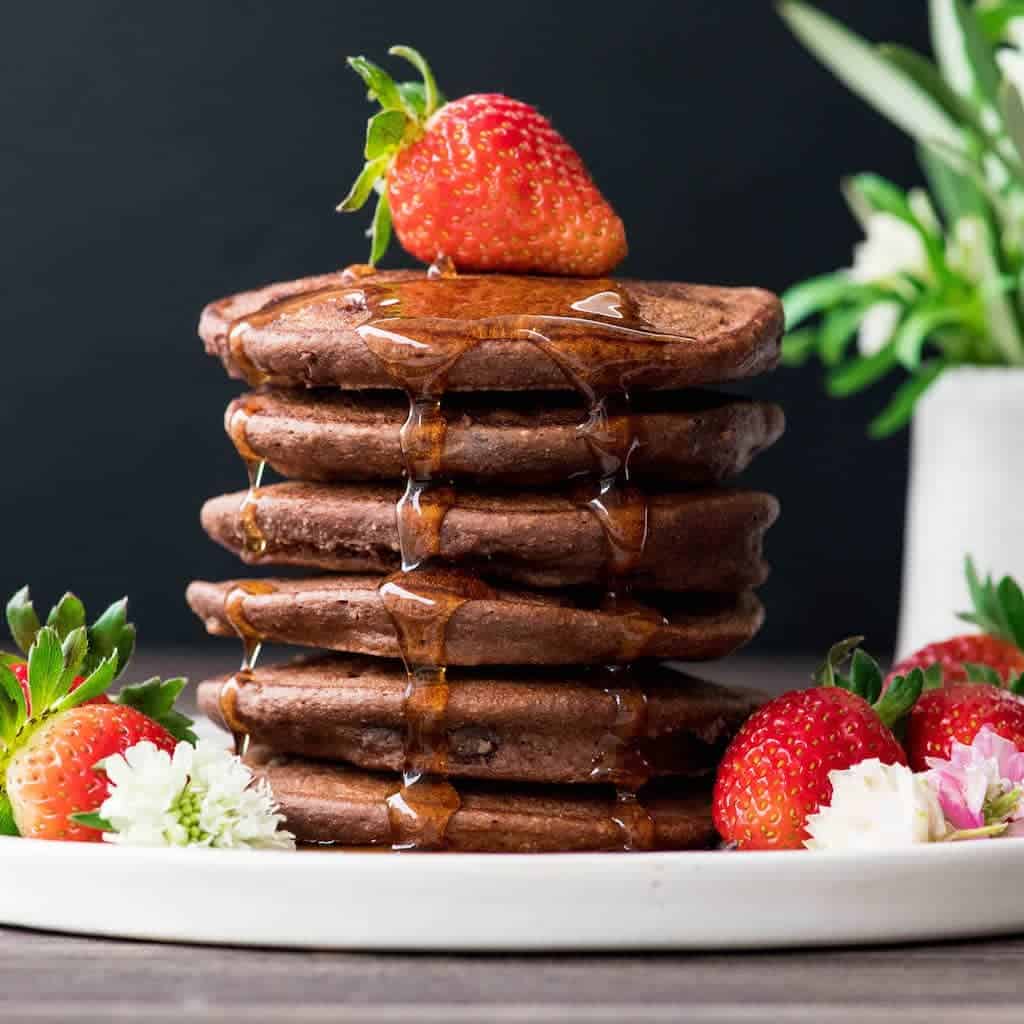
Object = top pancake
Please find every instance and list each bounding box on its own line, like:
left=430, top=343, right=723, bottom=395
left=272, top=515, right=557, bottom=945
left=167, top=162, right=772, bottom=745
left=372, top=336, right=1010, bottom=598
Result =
left=199, top=269, right=783, bottom=393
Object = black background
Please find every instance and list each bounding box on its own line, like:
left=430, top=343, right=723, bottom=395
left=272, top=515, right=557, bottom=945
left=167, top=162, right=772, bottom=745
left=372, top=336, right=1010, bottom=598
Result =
left=1, top=1, right=929, bottom=655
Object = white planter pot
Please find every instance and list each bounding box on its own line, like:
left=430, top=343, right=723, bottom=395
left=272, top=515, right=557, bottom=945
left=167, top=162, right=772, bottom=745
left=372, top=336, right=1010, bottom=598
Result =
left=897, top=366, right=1024, bottom=657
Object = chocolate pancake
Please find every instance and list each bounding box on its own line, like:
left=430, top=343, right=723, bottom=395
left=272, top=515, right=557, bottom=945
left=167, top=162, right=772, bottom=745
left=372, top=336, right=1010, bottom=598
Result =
left=187, top=576, right=764, bottom=665
left=250, top=749, right=717, bottom=851
left=226, top=389, right=784, bottom=485
left=200, top=483, right=779, bottom=591
left=200, top=656, right=762, bottom=785
left=199, top=269, right=783, bottom=393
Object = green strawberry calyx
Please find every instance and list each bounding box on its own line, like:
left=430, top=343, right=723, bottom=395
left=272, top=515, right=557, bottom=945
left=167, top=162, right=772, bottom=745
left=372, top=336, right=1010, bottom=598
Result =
left=815, top=636, right=926, bottom=729
left=959, top=555, right=1024, bottom=651
left=337, top=45, right=446, bottom=266
left=0, top=586, right=196, bottom=836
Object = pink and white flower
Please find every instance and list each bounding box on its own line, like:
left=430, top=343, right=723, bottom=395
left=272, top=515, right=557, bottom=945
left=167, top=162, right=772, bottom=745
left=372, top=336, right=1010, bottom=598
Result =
left=924, top=727, right=1024, bottom=837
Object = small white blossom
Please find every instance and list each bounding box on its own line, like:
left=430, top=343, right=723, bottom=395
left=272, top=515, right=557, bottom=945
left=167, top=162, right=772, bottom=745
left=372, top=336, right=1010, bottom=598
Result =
left=857, top=301, right=902, bottom=356
left=98, top=740, right=295, bottom=850
left=804, top=759, right=947, bottom=851
left=849, top=212, right=928, bottom=285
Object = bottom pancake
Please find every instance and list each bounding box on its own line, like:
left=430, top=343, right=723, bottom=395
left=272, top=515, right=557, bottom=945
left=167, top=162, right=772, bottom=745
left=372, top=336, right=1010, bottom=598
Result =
left=199, top=655, right=762, bottom=785
left=250, top=749, right=717, bottom=852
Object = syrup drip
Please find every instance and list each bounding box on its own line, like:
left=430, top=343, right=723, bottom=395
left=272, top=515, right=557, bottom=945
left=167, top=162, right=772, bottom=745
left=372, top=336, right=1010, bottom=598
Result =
left=225, top=270, right=696, bottom=851
left=227, top=398, right=269, bottom=557
left=218, top=580, right=276, bottom=756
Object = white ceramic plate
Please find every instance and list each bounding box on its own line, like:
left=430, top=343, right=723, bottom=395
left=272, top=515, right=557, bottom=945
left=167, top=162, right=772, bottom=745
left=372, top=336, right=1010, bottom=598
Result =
left=2, top=836, right=1023, bottom=950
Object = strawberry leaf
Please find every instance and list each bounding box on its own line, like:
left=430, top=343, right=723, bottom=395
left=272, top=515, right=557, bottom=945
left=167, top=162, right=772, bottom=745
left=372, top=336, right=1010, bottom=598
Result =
left=6, top=587, right=40, bottom=655
left=964, top=662, right=1003, bottom=686
left=85, top=599, right=133, bottom=679
left=874, top=667, right=924, bottom=727
left=58, top=626, right=88, bottom=692
left=70, top=811, right=112, bottom=832
left=336, top=155, right=388, bottom=214
left=365, top=109, right=409, bottom=160
left=115, top=677, right=196, bottom=744
left=957, top=556, right=1024, bottom=648
left=56, top=652, right=119, bottom=710
left=922, top=663, right=945, bottom=691
left=27, top=627, right=64, bottom=714
left=849, top=649, right=884, bottom=704
left=369, top=190, right=393, bottom=267
left=388, top=45, right=441, bottom=119
left=347, top=56, right=405, bottom=113
left=814, top=636, right=866, bottom=688
left=0, top=663, right=26, bottom=734
left=0, top=652, right=22, bottom=669
left=46, top=592, right=86, bottom=641
left=0, top=796, right=18, bottom=836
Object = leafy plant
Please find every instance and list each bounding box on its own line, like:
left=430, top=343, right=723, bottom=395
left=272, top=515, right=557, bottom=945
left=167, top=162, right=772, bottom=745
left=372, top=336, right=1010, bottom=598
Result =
left=779, top=0, right=1024, bottom=435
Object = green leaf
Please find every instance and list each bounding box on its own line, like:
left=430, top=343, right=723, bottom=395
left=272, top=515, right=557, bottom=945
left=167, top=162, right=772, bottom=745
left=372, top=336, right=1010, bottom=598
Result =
left=0, top=663, right=26, bottom=733
left=814, top=636, right=866, bottom=688
left=849, top=649, right=884, bottom=705
left=923, top=664, right=945, bottom=691
left=869, top=360, right=948, bottom=437
left=45, top=592, right=86, bottom=641
left=70, top=811, right=112, bottom=832
left=878, top=43, right=982, bottom=129
left=960, top=214, right=1024, bottom=364
left=27, top=627, right=64, bottom=714
left=819, top=304, right=872, bottom=366
left=827, top=345, right=900, bottom=397
left=874, top=667, right=925, bottom=727
left=780, top=328, right=818, bottom=366
left=114, top=623, right=135, bottom=681
left=85, top=599, right=130, bottom=676
left=336, top=154, right=389, bottom=214
left=346, top=56, right=404, bottom=112
left=57, top=652, right=119, bottom=710
left=930, top=0, right=1001, bottom=103
left=964, top=662, right=1004, bottom=685
left=997, top=573, right=1024, bottom=647
left=781, top=272, right=856, bottom=329
left=365, top=109, right=409, bottom=160
left=918, top=142, right=989, bottom=224
left=1001, top=80, right=1024, bottom=167
left=388, top=45, right=442, bottom=119
left=893, top=309, right=964, bottom=368
left=369, top=189, right=393, bottom=266
left=6, top=587, right=39, bottom=655
left=0, top=796, right=19, bottom=837
left=115, top=677, right=196, bottom=744
left=0, top=652, right=22, bottom=669
left=58, top=626, right=88, bottom=692
left=779, top=1, right=963, bottom=150
left=977, top=2, right=1024, bottom=40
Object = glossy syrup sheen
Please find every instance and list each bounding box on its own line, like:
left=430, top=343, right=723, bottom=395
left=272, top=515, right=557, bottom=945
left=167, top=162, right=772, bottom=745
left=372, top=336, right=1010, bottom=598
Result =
left=223, top=267, right=695, bottom=850
left=218, top=580, right=276, bottom=756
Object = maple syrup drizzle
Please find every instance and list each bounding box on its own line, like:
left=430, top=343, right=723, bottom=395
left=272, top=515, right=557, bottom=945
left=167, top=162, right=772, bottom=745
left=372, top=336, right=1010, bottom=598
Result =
left=218, top=581, right=276, bottom=756
left=227, top=398, right=269, bottom=557
left=223, top=270, right=697, bottom=850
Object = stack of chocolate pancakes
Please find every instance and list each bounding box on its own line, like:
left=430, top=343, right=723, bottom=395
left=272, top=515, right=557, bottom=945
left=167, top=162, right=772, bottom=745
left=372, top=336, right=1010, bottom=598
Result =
left=187, top=265, right=784, bottom=852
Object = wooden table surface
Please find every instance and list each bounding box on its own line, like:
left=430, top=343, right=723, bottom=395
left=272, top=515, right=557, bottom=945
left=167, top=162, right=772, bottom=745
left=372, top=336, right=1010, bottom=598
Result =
left=5, top=652, right=1023, bottom=1023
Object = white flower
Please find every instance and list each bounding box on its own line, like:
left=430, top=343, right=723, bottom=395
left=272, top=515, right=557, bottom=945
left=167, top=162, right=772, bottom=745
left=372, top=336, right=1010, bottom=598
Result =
left=98, top=739, right=295, bottom=850
left=804, top=759, right=947, bottom=851
left=849, top=212, right=928, bottom=285
left=998, top=19, right=1024, bottom=99
left=857, top=301, right=902, bottom=356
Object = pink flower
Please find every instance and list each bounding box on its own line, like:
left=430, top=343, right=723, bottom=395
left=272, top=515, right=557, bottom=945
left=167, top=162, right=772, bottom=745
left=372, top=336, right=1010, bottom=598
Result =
left=924, top=727, right=1024, bottom=833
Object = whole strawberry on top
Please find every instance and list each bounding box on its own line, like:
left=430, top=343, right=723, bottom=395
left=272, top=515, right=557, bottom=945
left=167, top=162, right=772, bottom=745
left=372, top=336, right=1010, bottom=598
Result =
left=0, top=587, right=194, bottom=840
left=885, top=558, right=1024, bottom=689
left=338, top=46, right=627, bottom=275
left=713, top=639, right=923, bottom=850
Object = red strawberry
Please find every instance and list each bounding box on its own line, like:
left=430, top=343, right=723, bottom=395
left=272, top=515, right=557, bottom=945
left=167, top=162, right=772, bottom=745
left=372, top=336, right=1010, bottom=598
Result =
left=713, top=639, right=920, bottom=850
left=0, top=585, right=195, bottom=839
left=6, top=704, right=176, bottom=841
left=904, top=682, right=1024, bottom=771
left=885, top=558, right=1024, bottom=689
left=338, top=47, right=627, bottom=275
